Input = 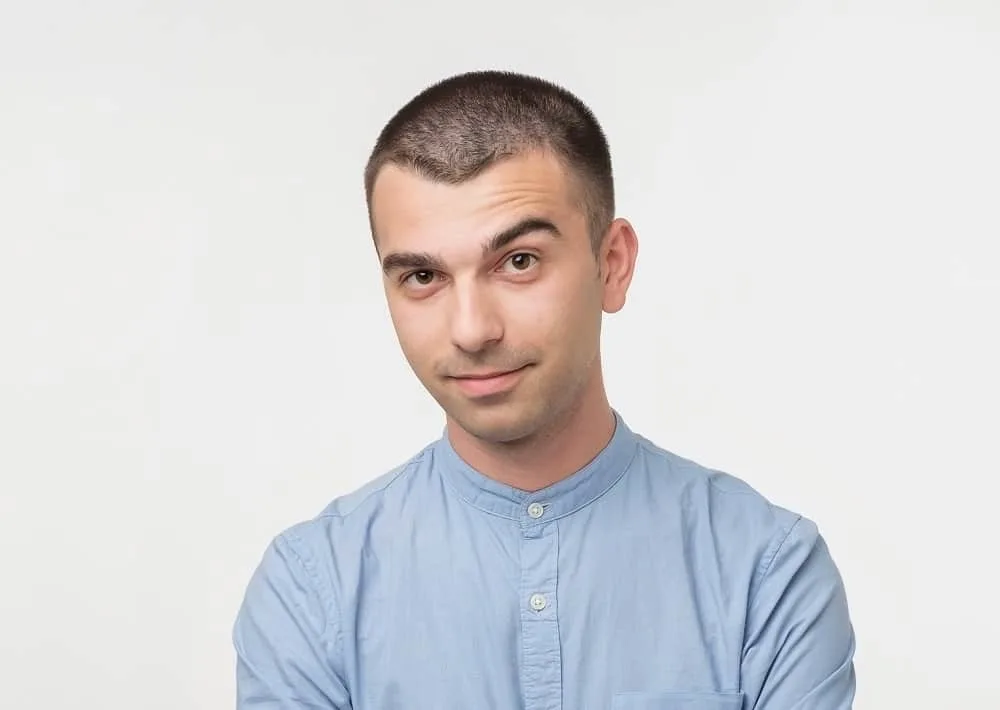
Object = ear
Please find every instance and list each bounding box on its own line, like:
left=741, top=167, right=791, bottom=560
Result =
left=599, top=218, right=639, bottom=313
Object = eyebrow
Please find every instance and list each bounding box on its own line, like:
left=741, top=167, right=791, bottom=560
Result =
left=380, top=217, right=561, bottom=275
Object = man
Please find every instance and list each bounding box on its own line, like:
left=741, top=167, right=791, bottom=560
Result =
left=233, top=71, right=856, bottom=709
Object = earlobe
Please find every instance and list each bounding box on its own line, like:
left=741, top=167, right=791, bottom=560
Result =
left=601, top=218, right=639, bottom=313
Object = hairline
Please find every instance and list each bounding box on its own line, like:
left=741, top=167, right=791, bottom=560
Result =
left=366, top=145, right=610, bottom=251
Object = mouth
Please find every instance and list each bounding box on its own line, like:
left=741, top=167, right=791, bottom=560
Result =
left=448, top=364, right=532, bottom=398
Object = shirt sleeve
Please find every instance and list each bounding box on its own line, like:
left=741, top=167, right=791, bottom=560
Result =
left=233, top=532, right=351, bottom=709
left=740, top=516, right=857, bottom=709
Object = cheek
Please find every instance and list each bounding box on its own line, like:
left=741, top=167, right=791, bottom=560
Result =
left=505, top=274, right=599, bottom=347
left=388, top=302, right=439, bottom=367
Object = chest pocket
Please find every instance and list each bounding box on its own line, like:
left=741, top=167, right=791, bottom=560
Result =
left=612, top=691, right=743, bottom=710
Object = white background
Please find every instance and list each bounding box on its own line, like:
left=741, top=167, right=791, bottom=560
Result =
left=2, top=1, right=998, bottom=708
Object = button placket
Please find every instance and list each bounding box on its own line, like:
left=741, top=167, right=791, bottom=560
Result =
left=519, top=519, right=561, bottom=709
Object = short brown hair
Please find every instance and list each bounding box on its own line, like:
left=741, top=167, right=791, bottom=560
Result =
left=364, top=70, right=615, bottom=250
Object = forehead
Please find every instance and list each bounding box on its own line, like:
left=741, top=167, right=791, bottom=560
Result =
left=370, top=151, right=584, bottom=254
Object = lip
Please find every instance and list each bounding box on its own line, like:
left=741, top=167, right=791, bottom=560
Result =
left=449, top=365, right=530, bottom=398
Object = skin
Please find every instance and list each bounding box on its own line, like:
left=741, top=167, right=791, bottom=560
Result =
left=369, top=150, right=639, bottom=491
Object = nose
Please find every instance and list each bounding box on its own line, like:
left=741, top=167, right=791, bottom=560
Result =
left=449, top=282, right=503, bottom=354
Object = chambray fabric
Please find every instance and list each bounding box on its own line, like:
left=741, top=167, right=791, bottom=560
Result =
left=234, top=412, right=855, bottom=709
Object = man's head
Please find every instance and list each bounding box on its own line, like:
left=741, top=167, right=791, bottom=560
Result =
left=365, top=71, right=638, bottom=446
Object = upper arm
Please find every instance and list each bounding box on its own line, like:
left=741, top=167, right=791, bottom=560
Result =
left=741, top=517, right=856, bottom=709
left=233, top=532, right=351, bottom=709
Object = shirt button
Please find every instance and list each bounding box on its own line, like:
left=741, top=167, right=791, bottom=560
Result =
left=529, top=593, right=547, bottom=611
left=527, top=502, right=545, bottom=519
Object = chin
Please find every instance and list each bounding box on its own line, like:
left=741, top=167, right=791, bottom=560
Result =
left=448, top=402, right=546, bottom=445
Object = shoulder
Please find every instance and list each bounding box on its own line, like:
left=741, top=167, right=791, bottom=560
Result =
left=632, top=433, right=814, bottom=579
left=268, top=441, right=438, bottom=572
left=635, top=433, right=802, bottom=520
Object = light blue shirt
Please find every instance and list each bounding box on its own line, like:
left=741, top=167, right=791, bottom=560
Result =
left=233, top=413, right=855, bottom=709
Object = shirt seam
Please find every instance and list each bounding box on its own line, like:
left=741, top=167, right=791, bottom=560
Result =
left=753, top=513, right=804, bottom=598
left=739, top=514, right=805, bottom=695
left=554, top=439, right=641, bottom=520
left=278, top=529, right=347, bottom=679
left=543, top=440, right=641, bottom=521
left=437, top=459, right=518, bottom=520
left=313, top=450, right=427, bottom=522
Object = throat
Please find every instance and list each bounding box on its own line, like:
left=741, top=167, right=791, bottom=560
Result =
left=447, top=403, right=616, bottom=492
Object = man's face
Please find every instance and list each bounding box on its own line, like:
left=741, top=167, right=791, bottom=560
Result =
left=370, top=151, right=611, bottom=444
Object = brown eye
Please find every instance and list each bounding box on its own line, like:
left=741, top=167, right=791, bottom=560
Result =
left=503, top=253, right=538, bottom=272
left=407, top=270, right=435, bottom=286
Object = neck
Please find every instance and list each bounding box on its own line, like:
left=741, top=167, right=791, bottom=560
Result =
left=445, top=371, right=616, bottom=492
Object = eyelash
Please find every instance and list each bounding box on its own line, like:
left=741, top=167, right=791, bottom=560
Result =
left=401, top=252, right=538, bottom=286
left=401, top=270, right=438, bottom=287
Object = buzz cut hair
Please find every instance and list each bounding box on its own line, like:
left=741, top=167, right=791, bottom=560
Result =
left=364, top=70, right=615, bottom=251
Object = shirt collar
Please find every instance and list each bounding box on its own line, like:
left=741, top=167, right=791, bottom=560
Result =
left=432, top=410, right=640, bottom=523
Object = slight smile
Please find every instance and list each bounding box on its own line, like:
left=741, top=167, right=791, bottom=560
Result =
left=449, top=365, right=532, bottom=398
